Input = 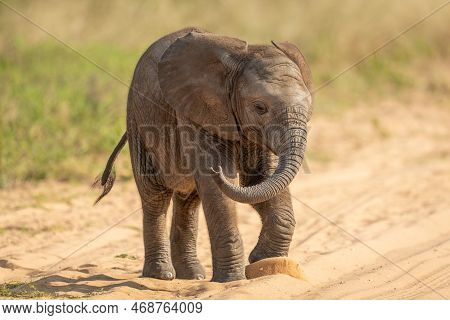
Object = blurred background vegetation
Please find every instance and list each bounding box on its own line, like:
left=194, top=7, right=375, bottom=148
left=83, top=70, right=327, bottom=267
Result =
left=0, top=0, right=449, bottom=187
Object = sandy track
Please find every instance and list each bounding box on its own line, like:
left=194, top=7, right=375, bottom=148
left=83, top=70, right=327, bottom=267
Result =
left=1, top=102, right=449, bottom=299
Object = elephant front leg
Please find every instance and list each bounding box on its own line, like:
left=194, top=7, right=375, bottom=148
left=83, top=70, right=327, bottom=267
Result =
left=239, top=146, right=296, bottom=263
left=249, top=189, right=296, bottom=263
left=141, top=190, right=176, bottom=280
left=170, top=191, right=205, bottom=280
left=196, top=175, right=245, bottom=282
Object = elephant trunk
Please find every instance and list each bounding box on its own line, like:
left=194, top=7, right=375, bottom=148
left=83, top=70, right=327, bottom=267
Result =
left=211, top=111, right=307, bottom=204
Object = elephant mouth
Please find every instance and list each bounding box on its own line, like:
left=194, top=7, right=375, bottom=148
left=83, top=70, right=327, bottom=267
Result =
left=265, top=144, right=278, bottom=156
left=241, top=125, right=282, bottom=156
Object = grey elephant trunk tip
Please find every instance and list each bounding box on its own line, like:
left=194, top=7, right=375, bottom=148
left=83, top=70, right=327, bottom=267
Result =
left=210, top=166, right=225, bottom=186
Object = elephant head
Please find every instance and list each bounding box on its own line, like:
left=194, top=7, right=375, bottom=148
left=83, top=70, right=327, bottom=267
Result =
left=158, top=31, right=312, bottom=204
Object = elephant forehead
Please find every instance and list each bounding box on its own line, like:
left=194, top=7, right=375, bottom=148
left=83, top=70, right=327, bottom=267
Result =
left=238, top=72, right=308, bottom=104
left=247, top=56, right=301, bottom=79
left=240, top=59, right=306, bottom=93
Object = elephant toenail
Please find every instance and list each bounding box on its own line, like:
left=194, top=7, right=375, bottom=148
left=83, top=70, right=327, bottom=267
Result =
left=162, top=271, right=174, bottom=280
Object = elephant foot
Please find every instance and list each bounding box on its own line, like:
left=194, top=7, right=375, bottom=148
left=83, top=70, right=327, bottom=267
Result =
left=142, top=260, right=175, bottom=280
left=211, top=266, right=246, bottom=282
left=173, top=259, right=206, bottom=280
left=211, top=272, right=246, bottom=282
left=249, top=246, right=287, bottom=264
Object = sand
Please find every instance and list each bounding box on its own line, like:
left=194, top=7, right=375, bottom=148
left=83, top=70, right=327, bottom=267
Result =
left=1, top=102, right=449, bottom=299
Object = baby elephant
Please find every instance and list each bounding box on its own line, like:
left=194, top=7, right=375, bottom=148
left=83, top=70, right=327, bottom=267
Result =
left=94, top=27, right=313, bottom=282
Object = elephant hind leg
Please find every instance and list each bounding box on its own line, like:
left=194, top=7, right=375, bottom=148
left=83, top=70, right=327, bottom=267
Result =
left=127, top=116, right=175, bottom=279
left=170, top=191, right=205, bottom=280
left=141, top=187, right=175, bottom=280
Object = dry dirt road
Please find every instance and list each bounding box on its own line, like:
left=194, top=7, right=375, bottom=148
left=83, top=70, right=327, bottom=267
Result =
left=1, top=102, right=449, bottom=299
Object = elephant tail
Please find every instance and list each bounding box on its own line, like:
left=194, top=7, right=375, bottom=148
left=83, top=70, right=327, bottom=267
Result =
left=92, top=132, right=128, bottom=205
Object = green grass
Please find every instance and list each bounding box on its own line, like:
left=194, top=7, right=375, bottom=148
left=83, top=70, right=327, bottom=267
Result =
left=0, top=0, right=448, bottom=186
left=0, top=282, right=53, bottom=299
left=1, top=41, right=135, bottom=186
left=115, top=253, right=137, bottom=260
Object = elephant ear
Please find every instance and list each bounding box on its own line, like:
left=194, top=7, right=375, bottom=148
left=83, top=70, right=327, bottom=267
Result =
left=271, top=41, right=312, bottom=94
left=158, top=31, right=248, bottom=140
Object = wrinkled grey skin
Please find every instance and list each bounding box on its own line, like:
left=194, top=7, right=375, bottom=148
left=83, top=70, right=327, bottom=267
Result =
left=94, top=27, right=313, bottom=282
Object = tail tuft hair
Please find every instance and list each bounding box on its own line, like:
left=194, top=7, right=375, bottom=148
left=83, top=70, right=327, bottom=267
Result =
left=92, top=132, right=127, bottom=205
left=92, top=168, right=117, bottom=205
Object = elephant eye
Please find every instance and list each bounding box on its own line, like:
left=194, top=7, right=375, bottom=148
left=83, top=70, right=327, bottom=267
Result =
left=253, top=101, right=268, bottom=115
